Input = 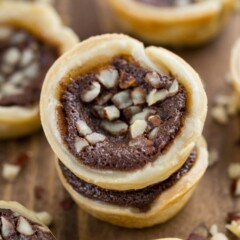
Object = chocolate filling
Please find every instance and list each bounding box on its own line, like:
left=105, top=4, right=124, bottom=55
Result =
left=59, top=149, right=197, bottom=212
left=137, top=0, right=195, bottom=6
left=59, top=56, right=187, bottom=171
left=0, top=209, right=54, bottom=240
left=0, top=27, right=58, bottom=106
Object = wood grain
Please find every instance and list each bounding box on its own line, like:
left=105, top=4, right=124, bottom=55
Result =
left=0, top=1, right=240, bottom=239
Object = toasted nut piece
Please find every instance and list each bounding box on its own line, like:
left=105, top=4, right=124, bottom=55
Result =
left=169, top=80, right=179, bottom=95
left=1, top=217, right=14, bottom=237
left=8, top=72, right=24, bottom=85
left=0, top=27, right=12, bottom=40
left=226, top=220, right=240, bottom=238
left=24, top=62, right=39, bottom=78
left=148, top=115, right=161, bottom=128
left=210, top=225, right=228, bottom=240
left=1, top=83, right=22, bottom=96
left=101, top=120, right=128, bottom=135
left=119, top=72, right=137, bottom=89
left=130, top=120, right=147, bottom=138
left=148, top=127, right=160, bottom=139
left=103, top=105, right=120, bottom=121
left=81, top=81, right=101, bottom=102
left=2, top=163, right=21, bottom=181
left=74, top=137, right=89, bottom=152
left=211, top=106, right=228, bottom=124
left=228, top=163, right=240, bottom=179
left=122, top=106, right=141, bottom=120
left=130, top=108, right=153, bottom=124
left=3, top=48, right=21, bottom=66
left=76, top=120, right=92, bottom=136
left=129, top=136, right=153, bottom=147
left=111, top=90, right=132, bottom=109
left=232, top=179, right=240, bottom=196
left=97, top=68, right=119, bottom=89
left=96, top=93, right=113, bottom=105
left=20, top=48, right=35, bottom=67
left=85, top=132, right=106, bottom=144
left=147, top=89, right=169, bottom=106
left=145, top=72, right=162, bottom=88
left=94, top=105, right=120, bottom=120
left=208, top=149, right=219, bottom=168
left=131, top=87, right=146, bottom=105
left=35, top=212, right=52, bottom=226
left=17, top=217, right=34, bottom=236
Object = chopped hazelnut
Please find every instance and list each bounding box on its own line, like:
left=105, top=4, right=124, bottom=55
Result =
left=130, top=120, right=147, bottom=138
left=81, top=81, right=101, bottom=102
left=97, top=67, right=119, bottom=89
left=101, top=120, right=128, bottom=135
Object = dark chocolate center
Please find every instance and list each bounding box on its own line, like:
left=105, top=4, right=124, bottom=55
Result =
left=0, top=26, right=58, bottom=106
left=60, top=149, right=197, bottom=212
left=59, top=56, right=187, bottom=171
left=0, top=209, right=54, bottom=240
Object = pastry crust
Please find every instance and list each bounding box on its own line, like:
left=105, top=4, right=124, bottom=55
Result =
left=56, top=137, right=208, bottom=228
left=231, top=38, right=240, bottom=94
left=0, top=201, right=55, bottom=237
left=106, top=0, right=236, bottom=46
left=41, top=34, right=207, bottom=190
left=0, top=1, right=79, bottom=139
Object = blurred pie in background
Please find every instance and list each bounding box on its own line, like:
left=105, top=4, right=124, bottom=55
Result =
left=106, top=0, right=236, bottom=46
left=0, top=1, right=78, bottom=139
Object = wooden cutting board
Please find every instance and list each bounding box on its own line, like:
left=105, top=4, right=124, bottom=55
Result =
left=0, top=1, right=240, bottom=239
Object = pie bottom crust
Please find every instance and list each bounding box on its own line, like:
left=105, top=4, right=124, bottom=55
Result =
left=56, top=137, right=208, bottom=228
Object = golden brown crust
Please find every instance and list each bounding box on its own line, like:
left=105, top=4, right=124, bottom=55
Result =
left=56, top=137, right=208, bottom=228
left=0, top=1, right=79, bottom=139
left=41, top=33, right=207, bottom=190
left=106, top=0, right=236, bottom=46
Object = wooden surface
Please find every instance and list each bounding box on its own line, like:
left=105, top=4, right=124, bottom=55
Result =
left=0, top=1, right=240, bottom=239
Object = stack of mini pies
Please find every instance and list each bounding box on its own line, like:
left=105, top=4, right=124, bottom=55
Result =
left=41, top=34, right=208, bottom=228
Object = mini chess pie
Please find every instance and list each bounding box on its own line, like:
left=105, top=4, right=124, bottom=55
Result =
left=231, top=38, right=240, bottom=94
left=0, top=1, right=78, bottom=139
left=0, top=201, right=55, bottom=239
left=56, top=137, right=208, bottom=228
left=106, top=0, right=236, bottom=46
left=41, top=34, right=207, bottom=192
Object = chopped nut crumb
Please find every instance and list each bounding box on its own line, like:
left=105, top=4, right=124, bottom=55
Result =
left=226, top=220, right=240, bottom=238
left=228, top=163, right=240, bottom=179
left=2, top=163, right=21, bottom=181
left=210, top=224, right=228, bottom=240
left=211, top=106, right=228, bottom=124
left=208, top=149, right=219, bottom=168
